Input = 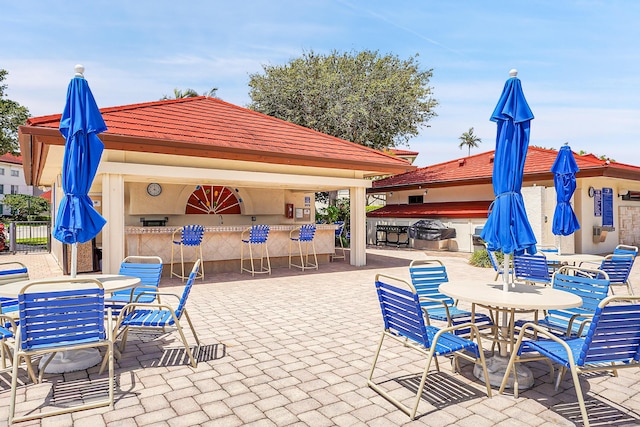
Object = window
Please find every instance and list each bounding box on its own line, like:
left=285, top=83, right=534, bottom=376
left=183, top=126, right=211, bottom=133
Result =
left=10, top=170, right=19, bottom=177
left=10, top=185, right=18, bottom=195
left=0, top=184, right=4, bottom=194
left=0, top=204, right=3, bottom=215
left=0, top=168, right=4, bottom=175
left=408, top=195, right=424, bottom=204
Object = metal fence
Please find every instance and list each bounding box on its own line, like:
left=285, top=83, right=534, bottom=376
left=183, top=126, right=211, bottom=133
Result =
left=6, top=221, right=51, bottom=254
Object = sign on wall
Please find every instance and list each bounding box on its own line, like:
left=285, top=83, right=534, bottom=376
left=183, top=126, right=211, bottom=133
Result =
left=602, top=187, right=614, bottom=229
left=594, top=189, right=602, bottom=217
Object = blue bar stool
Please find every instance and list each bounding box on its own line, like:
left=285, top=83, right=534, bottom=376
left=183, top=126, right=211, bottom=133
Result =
left=170, top=225, right=205, bottom=281
left=289, top=224, right=318, bottom=271
left=240, top=225, right=271, bottom=276
left=332, top=221, right=346, bottom=261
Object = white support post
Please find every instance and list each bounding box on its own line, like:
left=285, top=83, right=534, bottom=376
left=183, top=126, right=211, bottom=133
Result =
left=349, top=186, right=367, bottom=266
left=101, top=173, right=125, bottom=274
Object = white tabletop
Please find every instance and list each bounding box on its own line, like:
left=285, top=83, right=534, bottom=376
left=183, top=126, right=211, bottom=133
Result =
left=543, top=253, right=605, bottom=264
left=0, top=274, right=141, bottom=298
left=439, top=281, right=582, bottom=310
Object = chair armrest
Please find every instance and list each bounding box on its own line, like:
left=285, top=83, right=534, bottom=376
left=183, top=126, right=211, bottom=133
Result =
left=418, top=296, right=453, bottom=321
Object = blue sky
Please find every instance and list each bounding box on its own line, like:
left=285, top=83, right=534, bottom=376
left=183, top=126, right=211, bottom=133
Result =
left=2, top=1, right=638, bottom=167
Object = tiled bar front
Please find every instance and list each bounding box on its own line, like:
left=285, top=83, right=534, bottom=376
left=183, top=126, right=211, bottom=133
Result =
left=125, top=224, right=339, bottom=273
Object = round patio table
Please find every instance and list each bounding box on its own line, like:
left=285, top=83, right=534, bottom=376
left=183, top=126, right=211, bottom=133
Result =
left=0, top=274, right=141, bottom=373
left=542, top=253, right=605, bottom=265
left=439, top=281, right=582, bottom=389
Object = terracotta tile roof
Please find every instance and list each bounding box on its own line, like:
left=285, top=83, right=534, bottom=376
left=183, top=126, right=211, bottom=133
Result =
left=39, top=189, right=51, bottom=202
left=371, top=146, right=640, bottom=191
left=367, top=201, right=492, bottom=219
left=23, top=96, right=413, bottom=175
left=0, top=153, right=23, bottom=165
left=386, top=148, right=419, bottom=156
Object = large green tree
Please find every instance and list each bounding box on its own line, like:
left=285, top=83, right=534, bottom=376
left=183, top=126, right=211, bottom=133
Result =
left=2, top=194, right=49, bottom=220
left=0, top=69, right=30, bottom=155
left=458, top=127, right=482, bottom=157
left=248, top=49, right=437, bottom=150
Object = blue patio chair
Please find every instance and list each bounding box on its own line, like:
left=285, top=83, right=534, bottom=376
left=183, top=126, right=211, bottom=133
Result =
left=332, top=221, right=346, bottom=260
left=538, top=244, right=562, bottom=273
left=409, top=259, right=494, bottom=337
left=0, top=261, right=28, bottom=314
left=613, top=244, right=638, bottom=258
left=240, top=224, right=271, bottom=276
left=515, top=266, right=610, bottom=338
left=484, top=242, right=513, bottom=281
left=500, top=295, right=640, bottom=427
left=171, top=224, right=205, bottom=282
left=115, top=260, right=201, bottom=368
left=8, top=278, right=114, bottom=424
left=289, top=224, right=318, bottom=271
left=513, top=253, right=551, bottom=286
left=368, top=274, right=491, bottom=420
left=0, top=313, right=15, bottom=370
left=598, top=253, right=634, bottom=295
left=105, top=256, right=164, bottom=316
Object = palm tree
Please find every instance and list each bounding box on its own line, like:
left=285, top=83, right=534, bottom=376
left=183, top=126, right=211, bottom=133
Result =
left=458, top=127, right=482, bottom=157
left=161, top=87, right=218, bottom=100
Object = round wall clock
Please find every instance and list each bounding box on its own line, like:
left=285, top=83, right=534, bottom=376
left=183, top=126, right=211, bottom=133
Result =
left=147, top=183, right=162, bottom=197
left=588, top=186, right=595, bottom=198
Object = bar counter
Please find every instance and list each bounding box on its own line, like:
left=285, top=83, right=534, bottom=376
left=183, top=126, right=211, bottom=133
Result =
left=125, top=224, right=339, bottom=273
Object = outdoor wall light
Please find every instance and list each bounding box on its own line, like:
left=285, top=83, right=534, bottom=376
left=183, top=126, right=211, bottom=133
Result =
left=618, top=189, right=629, bottom=198
left=389, top=192, right=393, bottom=197
left=423, top=189, right=428, bottom=195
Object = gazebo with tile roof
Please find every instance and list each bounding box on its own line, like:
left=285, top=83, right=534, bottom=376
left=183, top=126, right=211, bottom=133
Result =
left=19, top=96, right=415, bottom=273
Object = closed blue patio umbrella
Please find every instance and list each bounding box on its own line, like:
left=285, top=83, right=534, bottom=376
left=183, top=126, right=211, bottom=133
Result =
left=551, top=144, right=580, bottom=243
left=52, top=65, right=107, bottom=277
left=480, top=69, right=537, bottom=292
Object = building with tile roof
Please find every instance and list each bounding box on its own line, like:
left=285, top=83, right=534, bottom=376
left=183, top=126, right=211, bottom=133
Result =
left=0, top=153, right=46, bottom=217
left=19, top=96, right=415, bottom=273
left=367, top=147, right=640, bottom=254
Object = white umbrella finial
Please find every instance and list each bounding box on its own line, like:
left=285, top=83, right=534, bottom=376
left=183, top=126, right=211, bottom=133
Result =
left=509, top=69, right=518, bottom=78
left=74, top=64, right=85, bottom=78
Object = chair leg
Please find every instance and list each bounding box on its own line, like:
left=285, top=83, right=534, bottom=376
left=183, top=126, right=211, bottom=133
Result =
left=568, top=365, right=590, bottom=427
left=182, top=310, right=201, bottom=347
left=171, top=312, right=198, bottom=368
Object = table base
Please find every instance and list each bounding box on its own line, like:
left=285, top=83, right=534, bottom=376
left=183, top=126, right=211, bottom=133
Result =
left=39, top=349, right=102, bottom=374
left=473, top=355, right=534, bottom=389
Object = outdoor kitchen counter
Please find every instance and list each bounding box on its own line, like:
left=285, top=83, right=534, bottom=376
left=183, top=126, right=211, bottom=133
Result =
left=125, top=225, right=339, bottom=272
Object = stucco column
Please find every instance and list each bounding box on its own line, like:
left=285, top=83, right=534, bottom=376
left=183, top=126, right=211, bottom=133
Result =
left=350, top=186, right=367, bottom=266
left=101, top=173, right=125, bottom=274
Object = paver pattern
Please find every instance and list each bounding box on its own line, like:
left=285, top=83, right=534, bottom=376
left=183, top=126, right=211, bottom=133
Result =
left=1, top=248, right=640, bottom=426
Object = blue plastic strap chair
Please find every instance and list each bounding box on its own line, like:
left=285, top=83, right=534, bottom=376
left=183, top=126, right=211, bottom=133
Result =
left=515, top=266, right=610, bottom=337
left=368, top=274, right=491, bottom=420
left=513, top=253, right=551, bottom=286
left=0, top=314, right=15, bottom=370
left=484, top=242, right=513, bottom=281
left=289, top=224, right=318, bottom=271
left=332, top=221, right=346, bottom=260
left=0, top=261, right=29, bottom=314
left=9, top=278, right=114, bottom=424
left=409, top=259, right=493, bottom=337
left=240, top=225, right=271, bottom=276
left=613, top=244, right=638, bottom=258
left=105, top=256, right=164, bottom=316
left=500, top=295, right=640, bottom=427
left=598, top=254, right=634, bottom=295
left=170, top=225, right=204, bottom=282
left=115, top=260, right=201, bottom=368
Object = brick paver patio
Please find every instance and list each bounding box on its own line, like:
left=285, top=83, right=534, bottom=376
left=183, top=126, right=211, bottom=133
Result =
left=1, top=248, right=640, bottom=426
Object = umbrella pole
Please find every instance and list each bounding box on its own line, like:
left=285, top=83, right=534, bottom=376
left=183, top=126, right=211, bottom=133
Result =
left=71, top=243, right=78, bottom=278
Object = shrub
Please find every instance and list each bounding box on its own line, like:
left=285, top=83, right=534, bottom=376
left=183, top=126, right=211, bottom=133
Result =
left=469, top=248, right=504, bottom=268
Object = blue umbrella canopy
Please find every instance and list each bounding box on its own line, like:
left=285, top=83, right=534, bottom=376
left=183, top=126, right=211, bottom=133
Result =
left=52, top=69, right=107, bottom=245
left=480, top=70, right=537, bottom=256
left=551, top=144, right=580, bottom=236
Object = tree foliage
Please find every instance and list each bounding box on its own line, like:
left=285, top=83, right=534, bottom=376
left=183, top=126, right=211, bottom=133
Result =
left=161, top=87, right=218, bottom=100
left=458, top=127, right=482, bottom=157
left=2, top=194, right=49, bottom=220
left=248, top=49, right=437, bottom=150
left=0, top=69, right=30, bottom=155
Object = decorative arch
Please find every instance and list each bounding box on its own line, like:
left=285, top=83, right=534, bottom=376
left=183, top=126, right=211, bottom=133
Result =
left=185, top=185, right=241, bottom=215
